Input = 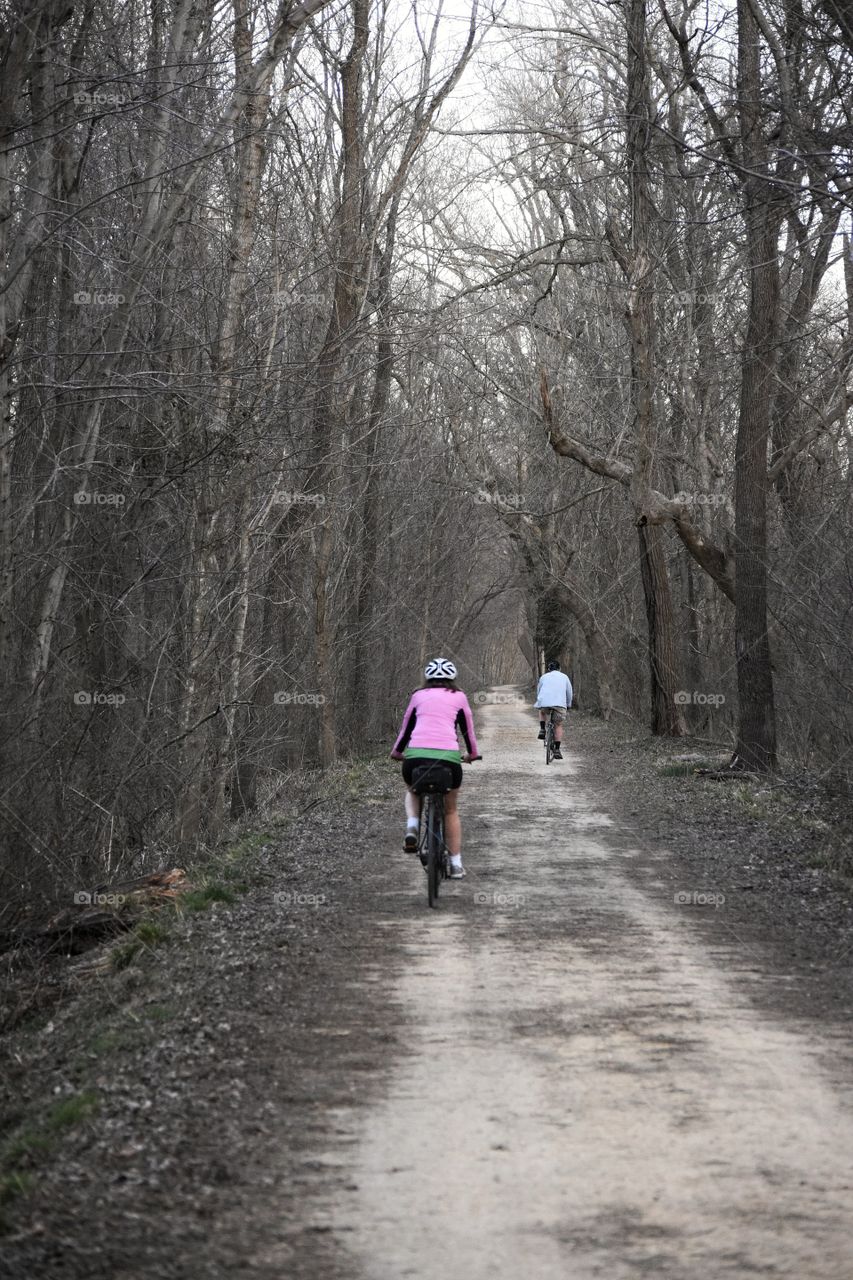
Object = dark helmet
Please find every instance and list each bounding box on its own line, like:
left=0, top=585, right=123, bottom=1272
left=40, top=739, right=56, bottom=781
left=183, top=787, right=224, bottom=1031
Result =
left=547, top=661, right=560, bottom=671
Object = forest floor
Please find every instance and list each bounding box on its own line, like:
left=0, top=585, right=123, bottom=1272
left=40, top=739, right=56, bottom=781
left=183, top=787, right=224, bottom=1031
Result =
left=2, top=692, right=853, bottom=1278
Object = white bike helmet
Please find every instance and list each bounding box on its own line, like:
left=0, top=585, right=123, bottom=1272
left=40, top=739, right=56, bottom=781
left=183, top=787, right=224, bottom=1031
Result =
left=424, top=657, right=457, bottom=681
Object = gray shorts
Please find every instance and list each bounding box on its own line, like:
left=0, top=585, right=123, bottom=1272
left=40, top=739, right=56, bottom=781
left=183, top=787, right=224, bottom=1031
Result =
left=541, top=707, right=565, bottom=724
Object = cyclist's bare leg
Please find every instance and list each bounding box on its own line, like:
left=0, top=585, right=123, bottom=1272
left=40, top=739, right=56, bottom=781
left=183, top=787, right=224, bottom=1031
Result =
left=542, top=709, right=564, bottom=742
left=404, top=788, right=421, bottom=822
left=444, top=788, right=461, bottom=855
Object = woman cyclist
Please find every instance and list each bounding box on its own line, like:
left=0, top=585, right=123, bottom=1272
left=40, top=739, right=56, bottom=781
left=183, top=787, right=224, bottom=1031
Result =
left=390, top=658, right=480, bottom=879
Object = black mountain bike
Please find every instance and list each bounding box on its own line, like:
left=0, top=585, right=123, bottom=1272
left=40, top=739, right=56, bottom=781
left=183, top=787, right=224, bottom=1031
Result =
left=543, top=708, right=557, bottom=765
left=412, top=758, right=480, bottom=908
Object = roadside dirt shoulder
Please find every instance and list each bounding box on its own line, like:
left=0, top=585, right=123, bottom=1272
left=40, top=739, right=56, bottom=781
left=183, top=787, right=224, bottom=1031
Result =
left=563, top=713, right=853, bottom=1028
left=0, top=761, right=408, bottom=1280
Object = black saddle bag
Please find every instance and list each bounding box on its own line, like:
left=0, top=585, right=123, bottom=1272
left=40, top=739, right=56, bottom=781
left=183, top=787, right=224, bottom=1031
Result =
left=410, top=763, right=455, bottom=795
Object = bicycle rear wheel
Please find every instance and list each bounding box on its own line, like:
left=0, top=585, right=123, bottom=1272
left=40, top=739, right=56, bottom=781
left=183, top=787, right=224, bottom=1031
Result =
left=545, top=717, right=553, bottom=765
left=426, top=795, right=444, bottom=908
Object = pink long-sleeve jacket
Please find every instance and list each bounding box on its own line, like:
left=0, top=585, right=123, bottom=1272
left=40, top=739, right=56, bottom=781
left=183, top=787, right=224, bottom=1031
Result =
left=391, top=687, right=479, bottom=758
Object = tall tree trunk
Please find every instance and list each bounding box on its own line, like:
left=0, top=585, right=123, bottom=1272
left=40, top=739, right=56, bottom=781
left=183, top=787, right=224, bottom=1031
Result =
left=618, top=0, right=685, bottom=735
left=350, top=217, right=399, bottom=739
left=210, top=491, right=252, bottom=831
left=731, top=0, right=779, bottom=770
left=638, top=523, right=684, bottom=733
left=173, top=485, right=219, bottom=849
left=308, top=0, right=370, bottom=767
left=0, top=0, right=78, bottom=680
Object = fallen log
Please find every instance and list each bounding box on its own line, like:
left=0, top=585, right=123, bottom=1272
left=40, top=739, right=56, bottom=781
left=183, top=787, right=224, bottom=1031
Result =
left=695, top=768, right=760, bottom=781
left=3, top=868, right=190, bottom=955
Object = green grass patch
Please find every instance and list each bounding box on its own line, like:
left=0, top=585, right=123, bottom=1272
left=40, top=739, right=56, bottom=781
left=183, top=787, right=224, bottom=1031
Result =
left=84, top=1002, right=175, bottom=1063
left=134, top=919, right=170, bottom=945
left=4, top=1129, right=52, bottom=1164
left=181, top=882, right=236, bottom=913
left=217, top=862, right=251, bottom=891
left=224, top=830, right=274, bottom=859
left=109, top=917, right=172, bottom=971
left=111, top=938, right=142, bottom=970
left=144, top=1002, right=173, bottom=1023
left=731, top=783, right=774, bottom=820
left=0, top=1170, right=34, bottom=1205
left=0, top=1090, right=99, bottom=1231
left=46, top=1091, right=98, bottom=1131
left=89, top=1026, right=135, bottom=1055
left=179, top=825, right=286, bottom=907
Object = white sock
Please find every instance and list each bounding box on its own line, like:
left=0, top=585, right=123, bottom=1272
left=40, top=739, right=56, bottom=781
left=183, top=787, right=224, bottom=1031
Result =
left=450, top=854, right=462, bottom=868
left=406, top=817, right=419, bottom=831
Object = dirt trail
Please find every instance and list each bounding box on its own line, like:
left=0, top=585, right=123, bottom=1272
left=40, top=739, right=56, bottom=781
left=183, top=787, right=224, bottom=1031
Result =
left=5, top=691, right=853, bottom=1280
left=311, top=689, right=853, bottom=1278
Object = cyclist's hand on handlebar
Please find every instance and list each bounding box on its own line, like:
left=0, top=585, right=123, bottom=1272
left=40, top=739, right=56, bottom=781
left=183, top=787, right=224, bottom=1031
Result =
left=390, top=750, right=404, bottom=761
left=462, top=753, right=482, bottom=763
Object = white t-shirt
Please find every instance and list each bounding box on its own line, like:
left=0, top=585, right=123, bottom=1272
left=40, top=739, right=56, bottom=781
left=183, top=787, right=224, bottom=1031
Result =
left=535, top=670, right=573, bottom=709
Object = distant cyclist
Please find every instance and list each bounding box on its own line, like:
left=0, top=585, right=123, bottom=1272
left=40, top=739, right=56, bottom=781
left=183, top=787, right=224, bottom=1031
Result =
left=390, top=658, right=480, bottom=879
left=535, top=660, right=573, bottom=761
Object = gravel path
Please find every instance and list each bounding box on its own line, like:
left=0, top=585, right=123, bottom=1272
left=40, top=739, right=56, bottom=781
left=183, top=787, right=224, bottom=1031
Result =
left=310, top=691, right=853, bottom=1278
left=3, top=690, right=853, bottom=1277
